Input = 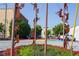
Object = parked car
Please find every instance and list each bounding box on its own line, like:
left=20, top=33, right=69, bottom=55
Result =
left=58, top=35, right=64, bottom=40
left=58, top=35, right=76, bottom=41
left=47, top=35, right=56, bottom=39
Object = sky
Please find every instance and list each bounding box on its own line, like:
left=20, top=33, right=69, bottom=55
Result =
left=0, top=3, right=79, bottom=28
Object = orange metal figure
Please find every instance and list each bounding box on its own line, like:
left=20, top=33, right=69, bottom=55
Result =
left=65, top=24, right=70, bottom=33
left=15, top=34, right=19, bottom=44
left=65, top=13, right=69, bottom=22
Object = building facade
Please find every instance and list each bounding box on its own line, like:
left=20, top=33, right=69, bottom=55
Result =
left=0, top=8, right=14, bottom=38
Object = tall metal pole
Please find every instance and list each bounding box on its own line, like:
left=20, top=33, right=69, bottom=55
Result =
left=70, top=3, right=79, bottom=50
left=63, top=3, right=69, bottom=48
left=11, top=3, right=24, bottom=56
left=32, top=3, right=39, bottom=45
left=44, top=3, right=48, bottom=56
left=32, top=3, right=37, bottom=56
left=34, top=4, right=37, bottom=45
left=63, top=4, right=65, bottom=48
left=11, top=4, right=16, bottom=56
left=4, top=3, right=7, bottom=38
left=56, top=3, right=69, bottom=48
left=32, top=3, right=39, bottom=55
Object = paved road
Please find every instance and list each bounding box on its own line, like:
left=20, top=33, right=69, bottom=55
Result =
left=0, top=40, right=79, bottom=51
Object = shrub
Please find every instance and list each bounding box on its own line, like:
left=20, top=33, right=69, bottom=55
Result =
left=0, top=23, right=3, bottom=32
left=16, top=45, right=76, bottom=56
left=9, top=19, right=31, bottom=39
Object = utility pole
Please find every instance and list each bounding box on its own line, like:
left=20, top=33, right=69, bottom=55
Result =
left=44, top=3, right=48, bottom=56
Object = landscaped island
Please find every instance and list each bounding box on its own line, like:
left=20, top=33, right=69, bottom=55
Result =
left=16, top=45, right=79, bottom=56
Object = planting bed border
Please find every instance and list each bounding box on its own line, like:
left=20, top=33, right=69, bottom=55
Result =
left=1, top=44, right=79, bottom=56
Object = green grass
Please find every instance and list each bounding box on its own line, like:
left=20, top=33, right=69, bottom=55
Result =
left=16, top=45, right=79, bottom=56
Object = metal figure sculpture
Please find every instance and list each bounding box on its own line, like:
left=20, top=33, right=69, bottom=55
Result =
left=64, top=3, right=68, bottom=11
left=14, top=3, right=24, bottom=44
left=56, top=8, right=64, bottom=20
left=57, top=3, right=69, bottom=48
left=15, top=3, right=24, bottom=19
left=32, top=3, right=39, bottom=45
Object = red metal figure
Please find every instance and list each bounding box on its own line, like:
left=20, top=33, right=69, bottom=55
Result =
left=14, top=3, right=24, bottom=44
left=64, top=38, right=67, bottom=49
left=65, top=24, right=70, bottom=33
left=57, top=3, right=69, bottom=49
left=15, top=3, right=24, bottom=19
left=64, top=13, right=69, bottom=22
left=64, top=3, right=68, bottom=11
left=56, top=8, right=64, bottom=21
left=65, top=13, right=69, bottom=22
left=33, top=3, right=37, bottom=10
